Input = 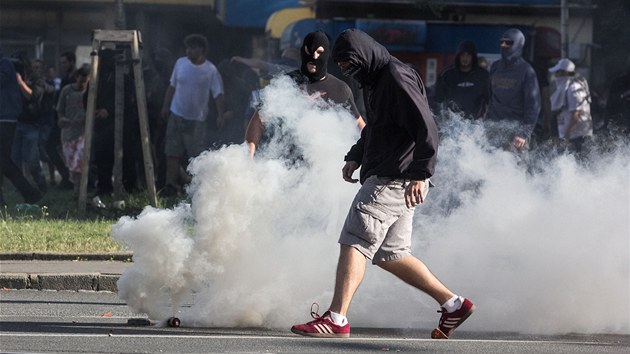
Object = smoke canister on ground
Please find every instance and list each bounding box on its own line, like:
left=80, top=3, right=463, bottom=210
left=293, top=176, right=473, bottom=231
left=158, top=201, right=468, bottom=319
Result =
left=167, top=317, right=180, bottom=327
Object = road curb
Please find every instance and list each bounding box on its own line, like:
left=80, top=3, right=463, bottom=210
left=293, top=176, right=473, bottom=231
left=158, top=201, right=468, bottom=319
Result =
left=0, top=252, right=133, bottom=261
left=0, top=272, right=120, bottom=292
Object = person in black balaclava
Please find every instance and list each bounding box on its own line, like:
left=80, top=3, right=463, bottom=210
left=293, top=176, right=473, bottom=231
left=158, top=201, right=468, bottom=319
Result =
left=487, top=28, right=541, bottom=151
left=432, top=40, right=491, bottom=119
left=290, top=28, right=475, bottom=340
left=245, top=30, right=365, bottom=160
left=295, top=30, right=330, bottom=83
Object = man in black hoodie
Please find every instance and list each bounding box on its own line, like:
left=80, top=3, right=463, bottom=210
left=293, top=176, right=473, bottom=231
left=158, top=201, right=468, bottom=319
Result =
left=432, top=40, right=490, bottom=119
left=291, top=29, right=474, bottom=340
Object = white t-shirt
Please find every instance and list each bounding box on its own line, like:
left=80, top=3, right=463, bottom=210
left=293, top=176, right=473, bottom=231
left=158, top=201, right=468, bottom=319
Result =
left=169, top=57, right=224, bottom=121
left=557, top=77, right=593, bottom=140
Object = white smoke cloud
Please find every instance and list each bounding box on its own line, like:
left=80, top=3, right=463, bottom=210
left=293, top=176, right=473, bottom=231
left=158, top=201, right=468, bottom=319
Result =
left=112, top=77, right=630, bottom=335
left=352, top=114, right=630, bottom=335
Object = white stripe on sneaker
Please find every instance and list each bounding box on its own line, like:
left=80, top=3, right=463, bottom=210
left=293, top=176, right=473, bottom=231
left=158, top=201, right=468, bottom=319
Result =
left=443, top=318, right=461, bottom=328
left=314, top=323, right=333, bottom=334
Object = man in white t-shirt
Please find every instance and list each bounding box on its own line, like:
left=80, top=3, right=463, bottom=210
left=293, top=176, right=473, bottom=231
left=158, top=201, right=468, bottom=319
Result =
left=549, top=58, right=593, bottom=154
left=160, top=33, right=225, bottom=196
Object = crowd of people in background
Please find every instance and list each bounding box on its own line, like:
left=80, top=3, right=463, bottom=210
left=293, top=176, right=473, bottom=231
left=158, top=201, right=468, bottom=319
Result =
left=1, top=28, right=629, bottom=209
left=430, top=27, right=630, bottom=157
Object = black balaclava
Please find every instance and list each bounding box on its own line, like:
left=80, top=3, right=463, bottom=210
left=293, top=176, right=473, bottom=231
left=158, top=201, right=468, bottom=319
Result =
left=300, top=30, right=330, bottom=82
left=500, top=28, right=525, bottom=62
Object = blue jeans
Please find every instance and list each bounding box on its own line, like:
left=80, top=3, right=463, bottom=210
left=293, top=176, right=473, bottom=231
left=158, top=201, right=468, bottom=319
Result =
left=38, top=111, right=55, bottom=162
left=11, top=122, right=46, bottom=189
left=0, top=122, right=41, bottom=203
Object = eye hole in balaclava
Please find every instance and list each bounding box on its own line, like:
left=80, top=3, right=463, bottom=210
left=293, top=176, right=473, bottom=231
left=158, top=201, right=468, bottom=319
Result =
left=300, top=30, right=330, bottom=82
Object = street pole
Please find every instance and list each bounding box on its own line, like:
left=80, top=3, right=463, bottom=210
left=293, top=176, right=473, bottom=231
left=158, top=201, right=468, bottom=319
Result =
left=561, top=0, right=569, bottom=58
left=115, top=0, right=126, bottom=30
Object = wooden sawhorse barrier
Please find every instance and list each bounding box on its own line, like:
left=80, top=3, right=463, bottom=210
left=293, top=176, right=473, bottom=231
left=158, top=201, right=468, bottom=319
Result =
left=78, top=29, right=157, bottom=217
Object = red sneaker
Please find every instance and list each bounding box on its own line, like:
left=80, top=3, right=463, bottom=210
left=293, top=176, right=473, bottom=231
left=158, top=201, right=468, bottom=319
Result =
left=431, top=297, right=475, bottom=339
left=291, top=304, right=350, bottom=338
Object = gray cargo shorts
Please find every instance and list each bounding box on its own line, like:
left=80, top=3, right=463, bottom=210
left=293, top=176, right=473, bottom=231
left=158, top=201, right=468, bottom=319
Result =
left=164, top=112, right=206, bottom=158
left=339, top=175, right=429, bottom=264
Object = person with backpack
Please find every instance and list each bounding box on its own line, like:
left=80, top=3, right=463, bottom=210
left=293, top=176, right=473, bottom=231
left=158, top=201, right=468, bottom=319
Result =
left=549, top=58, right=593, bottom=154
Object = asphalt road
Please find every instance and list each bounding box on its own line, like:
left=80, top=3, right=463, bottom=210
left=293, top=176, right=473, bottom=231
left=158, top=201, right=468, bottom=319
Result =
left=1, top=290, right=628, bottom=354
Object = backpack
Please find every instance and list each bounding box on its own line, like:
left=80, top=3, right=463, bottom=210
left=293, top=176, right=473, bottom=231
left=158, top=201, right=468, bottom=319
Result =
left=570, top=74, right=591, bottom=107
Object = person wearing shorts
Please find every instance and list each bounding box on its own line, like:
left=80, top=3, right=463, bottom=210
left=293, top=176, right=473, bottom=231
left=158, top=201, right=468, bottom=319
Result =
left=291, top=29, right=475, bottom=340
left=163, top=112, right=207, bottom=160
left=160, top=33, right=224, bottom=196
left=338, top=176, right=427, bottom=264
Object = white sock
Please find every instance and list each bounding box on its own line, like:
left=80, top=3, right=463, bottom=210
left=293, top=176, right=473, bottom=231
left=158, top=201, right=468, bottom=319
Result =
left=329, top=311, right=348, bottom=326
left=441, top=295, right=463, bottom=313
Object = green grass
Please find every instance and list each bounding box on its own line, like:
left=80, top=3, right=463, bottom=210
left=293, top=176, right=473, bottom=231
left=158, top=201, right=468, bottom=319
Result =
left=1, top=184, right=182, bottom=253
left=1, top=218, right=121, bottom=253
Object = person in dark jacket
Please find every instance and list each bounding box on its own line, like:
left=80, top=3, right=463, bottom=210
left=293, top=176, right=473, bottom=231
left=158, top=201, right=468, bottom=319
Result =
left=0, top=48, right=42, bottom=206
left=432, top=40, right=491, bottom=119
left=245, top=30, right=364, bottom=160
left=13, top=55, right=49, bottom=193
left=90, top=48, right=139, bottom=197
left=487, top=28, right=541, bottom=151
left=291, top=29, right=475, bottom=340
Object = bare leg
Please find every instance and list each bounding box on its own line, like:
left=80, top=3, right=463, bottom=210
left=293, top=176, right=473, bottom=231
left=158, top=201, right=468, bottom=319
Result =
left=329, top=244, right=367, bottom=316
left=377, top=256, right=454, bottom=305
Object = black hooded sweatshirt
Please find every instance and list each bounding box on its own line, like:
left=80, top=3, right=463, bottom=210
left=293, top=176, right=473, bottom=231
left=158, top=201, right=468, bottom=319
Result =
left=332, top=29, right=438, bottom=183
left=432, top=40, right=490, bottom=119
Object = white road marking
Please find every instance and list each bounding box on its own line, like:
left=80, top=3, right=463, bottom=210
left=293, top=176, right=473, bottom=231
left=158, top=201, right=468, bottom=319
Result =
left=0, top=333, right=608, bottom=345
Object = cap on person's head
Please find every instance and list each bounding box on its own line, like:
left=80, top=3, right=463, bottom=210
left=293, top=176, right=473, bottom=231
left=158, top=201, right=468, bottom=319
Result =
left=548, top=58, right=575, bottom=73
